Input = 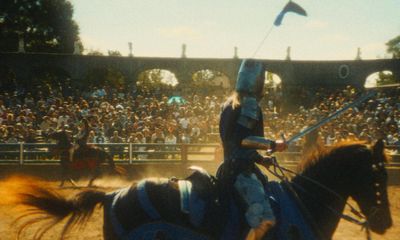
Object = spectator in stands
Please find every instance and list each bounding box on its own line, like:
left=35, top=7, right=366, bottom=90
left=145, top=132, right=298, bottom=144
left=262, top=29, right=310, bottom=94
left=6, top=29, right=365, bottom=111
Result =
left=57, top=109, right=70, bottom=129
left=109, top=130, right=124, bottom=159
left=0, top=126, right=7, bottom=143
left=142, top=128, right=152, bottom=144
left=6, top=133, right=18, bottom=143
left=165, top=130, right=177, bottom=159
left=3, top=113, right=15, bottom=126
left=133, top=132, right=147, bottom=160
left=94, top=129, right=107, bottom=144
left=179, top=129, right=191, bottom=144
left=151, top=127, right=165, bottom=144
left=87, top=130, right=96, bottom=144
left=151, top=127, right=165, bottom=159
left=190, top=122, right=201, bottom=143
left=178, top=113, right=190, bottom=131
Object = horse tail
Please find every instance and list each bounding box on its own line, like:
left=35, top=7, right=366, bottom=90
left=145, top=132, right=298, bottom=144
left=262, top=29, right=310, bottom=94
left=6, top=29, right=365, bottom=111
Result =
left=15, top=182, right=106, bottom=239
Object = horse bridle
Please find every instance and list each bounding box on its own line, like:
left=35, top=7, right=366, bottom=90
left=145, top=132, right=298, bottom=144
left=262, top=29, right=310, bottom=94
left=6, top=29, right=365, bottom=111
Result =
left=371, top=162, right=385, bottom=206
left=365, top=161, right=387, bottom=227
left=266, top=157, right=387, bottom=240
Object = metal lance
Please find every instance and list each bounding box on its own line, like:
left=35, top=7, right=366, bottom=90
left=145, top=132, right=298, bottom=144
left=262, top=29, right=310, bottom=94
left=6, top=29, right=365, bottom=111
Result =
left=285, top=90, right=377, bottom=145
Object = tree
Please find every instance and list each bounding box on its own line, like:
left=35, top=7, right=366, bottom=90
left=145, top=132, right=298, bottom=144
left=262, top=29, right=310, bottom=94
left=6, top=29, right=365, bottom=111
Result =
left=376, top=71, right=396, bottom=86
left=386, top=35, right=400, bottom=59
left=108, top=50, right=122, bottom=56
left=0, top=0, right=81, bottom=53
left=192, top=69, right=229, bottom=89
left=137, top=69, right=178, bottom=88
left=86, top=49, right=104, bottom=56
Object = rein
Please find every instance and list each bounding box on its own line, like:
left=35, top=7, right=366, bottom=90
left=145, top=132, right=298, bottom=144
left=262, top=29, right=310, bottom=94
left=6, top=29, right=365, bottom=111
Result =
left=266, top=157, right=372, bottom=240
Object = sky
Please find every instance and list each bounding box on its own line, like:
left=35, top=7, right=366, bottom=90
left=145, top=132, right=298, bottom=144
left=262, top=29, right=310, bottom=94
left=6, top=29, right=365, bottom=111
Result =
left=69, top=0, right=400, bottom=60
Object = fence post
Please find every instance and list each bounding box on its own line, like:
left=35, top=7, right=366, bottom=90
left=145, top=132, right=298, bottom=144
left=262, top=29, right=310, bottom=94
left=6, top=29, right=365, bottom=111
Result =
left=19, top=143, right=24, bottom=165
left=129, top=143, right=133, bottom=164
left=181, top=144, right=188, bottom=164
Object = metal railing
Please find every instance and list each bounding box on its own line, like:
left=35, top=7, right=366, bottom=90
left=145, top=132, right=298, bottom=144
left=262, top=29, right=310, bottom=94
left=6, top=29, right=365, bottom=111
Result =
left=0, top=143, right=221, bottom=164
left=0, top=143, right=398, bottom=166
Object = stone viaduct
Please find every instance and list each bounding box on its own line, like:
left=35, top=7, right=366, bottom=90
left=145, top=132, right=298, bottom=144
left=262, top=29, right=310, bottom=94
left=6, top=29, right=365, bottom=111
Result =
left=1, top=52, right=399, bottom=93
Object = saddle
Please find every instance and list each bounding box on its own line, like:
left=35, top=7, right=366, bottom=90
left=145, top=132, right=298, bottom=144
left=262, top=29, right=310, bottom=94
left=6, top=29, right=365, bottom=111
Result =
left=132, top=166, right=246, bottom=239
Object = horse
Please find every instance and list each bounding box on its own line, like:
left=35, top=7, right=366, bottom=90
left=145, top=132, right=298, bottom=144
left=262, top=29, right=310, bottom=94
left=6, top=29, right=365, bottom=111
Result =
left=12, top=140, right=392, bottom=239
left=48, top=130, right=125, bottom=187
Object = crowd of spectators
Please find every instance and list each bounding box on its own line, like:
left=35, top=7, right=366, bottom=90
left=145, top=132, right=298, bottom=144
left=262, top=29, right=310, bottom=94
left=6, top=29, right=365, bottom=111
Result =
left=262, top=85, right=400, bottom=149
left=0, top=82, right=223, bottom=154
left=0, top=81, right=399, bottom=159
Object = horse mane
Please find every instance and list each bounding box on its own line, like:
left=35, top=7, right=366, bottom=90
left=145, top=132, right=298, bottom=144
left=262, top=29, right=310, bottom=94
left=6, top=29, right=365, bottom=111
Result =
left=297, top=140, right=378, bottom=173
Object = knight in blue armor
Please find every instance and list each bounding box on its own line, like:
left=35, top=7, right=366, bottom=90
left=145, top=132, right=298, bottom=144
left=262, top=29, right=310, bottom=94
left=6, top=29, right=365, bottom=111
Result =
left=218, top=59, right=287, bottom=240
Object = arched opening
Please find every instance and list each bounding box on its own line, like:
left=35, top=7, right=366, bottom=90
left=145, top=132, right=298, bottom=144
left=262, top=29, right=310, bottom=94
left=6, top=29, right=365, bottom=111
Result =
left=262, top=71, right=283, bottom=113
left=0, top=66, right=17, bottom=93
left=191, top=69, right=230, bottom=95
left=136, top=69, right=178, bottom=97
left=30, top=67, right=72, bottom=97
left=265, top=71, right=282, bottom=89
left=365, top=70, right=395, bottom=88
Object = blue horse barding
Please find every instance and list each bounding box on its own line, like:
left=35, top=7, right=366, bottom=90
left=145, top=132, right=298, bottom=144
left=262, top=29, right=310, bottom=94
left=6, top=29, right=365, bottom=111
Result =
left=12, top=140, right=392, bottom=239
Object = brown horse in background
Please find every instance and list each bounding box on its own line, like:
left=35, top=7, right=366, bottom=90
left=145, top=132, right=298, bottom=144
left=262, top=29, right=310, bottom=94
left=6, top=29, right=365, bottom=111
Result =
left=10, top=140, right=392, bottom=239
left=49, top=130, right=125, bottom=187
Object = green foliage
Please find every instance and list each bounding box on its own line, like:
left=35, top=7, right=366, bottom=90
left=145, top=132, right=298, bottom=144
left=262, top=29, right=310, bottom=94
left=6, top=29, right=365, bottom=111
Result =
left=137, top=69, right=178, bottom=88
left=108, top=50, right=122, bottom=56
left=265, top=72, right=274, bottom=88
left=386, top=35, right=400, bottom=59
left=0, top=0, right=81, bottom=53
left=84, top=67, right=125, bottom=88
left=376, top=71, right=396, bottom=86
left=192, top=69, right=223, bottom=88
left=86, top=49, right=104, bottom=56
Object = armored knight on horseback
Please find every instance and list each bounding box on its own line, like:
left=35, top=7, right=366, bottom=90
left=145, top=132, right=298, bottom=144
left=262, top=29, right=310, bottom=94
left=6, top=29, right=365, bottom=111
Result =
left=218, top=59, right=287, bottom=240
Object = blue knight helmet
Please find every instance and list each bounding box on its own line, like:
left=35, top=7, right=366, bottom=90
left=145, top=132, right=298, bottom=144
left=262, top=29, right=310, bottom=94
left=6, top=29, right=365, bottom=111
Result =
left=235, top=59, right=265, bottom=96
left=235, top=59, right=266, bottom=125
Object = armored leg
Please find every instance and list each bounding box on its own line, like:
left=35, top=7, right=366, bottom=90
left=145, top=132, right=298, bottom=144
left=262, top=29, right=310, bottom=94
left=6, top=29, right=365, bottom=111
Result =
left=234, top=173, right=275, bottom=240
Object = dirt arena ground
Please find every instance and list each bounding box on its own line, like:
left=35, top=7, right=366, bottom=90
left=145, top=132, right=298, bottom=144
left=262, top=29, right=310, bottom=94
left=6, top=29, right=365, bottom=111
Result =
left=0, top=177, right=398, bottom=240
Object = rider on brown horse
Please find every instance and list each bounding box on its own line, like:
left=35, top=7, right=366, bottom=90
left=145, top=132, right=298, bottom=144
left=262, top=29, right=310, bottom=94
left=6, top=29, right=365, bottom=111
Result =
left=49, top=125, right=76, bottom=187
left=73, top=118, right=97, bottom=169
left=76, top=118, right=90, bottom=147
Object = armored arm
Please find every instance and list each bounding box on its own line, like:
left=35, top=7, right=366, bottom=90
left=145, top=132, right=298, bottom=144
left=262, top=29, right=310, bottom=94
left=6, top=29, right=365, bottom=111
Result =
left=241, top=136, right=276, bottom=151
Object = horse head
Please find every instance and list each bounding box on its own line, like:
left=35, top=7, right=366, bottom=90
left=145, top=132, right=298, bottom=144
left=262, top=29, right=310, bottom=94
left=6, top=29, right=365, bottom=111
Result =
left=350, top=139, right=392, bottom=234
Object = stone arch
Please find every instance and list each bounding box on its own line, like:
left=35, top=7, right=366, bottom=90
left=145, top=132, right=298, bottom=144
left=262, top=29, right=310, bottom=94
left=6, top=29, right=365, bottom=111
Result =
left=136, top=68, right=179, bottom=97
left=0, top=65, right=17, bottom=93
left=365, top=70, right=395, bottom=88
left=190, top=69, right=231, bottom=95
left=264, top=70, right=282, bottom=89
left=261, top=70, right=284, bottom=112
